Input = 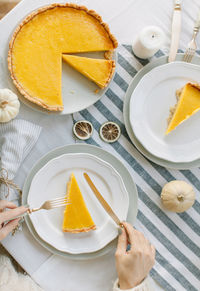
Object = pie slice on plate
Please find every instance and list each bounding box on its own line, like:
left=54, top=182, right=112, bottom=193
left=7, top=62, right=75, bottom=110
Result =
left=62, top=54, right=115, bottom=89
left=8, top=3, right=118, bottom=111
left=166, top=83, right=200, bottom=134
left=62, top=173, right=96, bottom=233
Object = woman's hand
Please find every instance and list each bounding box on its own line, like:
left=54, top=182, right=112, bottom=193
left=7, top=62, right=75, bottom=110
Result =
left=115, top=222, right=155, bottom=290
left=0, top=200, right=28, bottom=241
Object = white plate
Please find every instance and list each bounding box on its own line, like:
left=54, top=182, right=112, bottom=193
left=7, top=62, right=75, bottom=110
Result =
left=27, top=153, right=129, bottom=254
left=0, top=4, right=116, bottom=116
left=13, top=51, right=117, bottom=115
left=129, top=62, right=200, bottom=163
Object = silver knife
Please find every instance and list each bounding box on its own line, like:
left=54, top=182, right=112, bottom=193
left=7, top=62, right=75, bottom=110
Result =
left=168, top=0, right=182, bottom=62
left=83, top=173, right=122, bottom=227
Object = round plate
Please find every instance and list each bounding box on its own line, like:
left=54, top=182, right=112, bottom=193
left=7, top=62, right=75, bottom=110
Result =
left=123, top=53, right=200, bottom=169
left=9, top=52, right=117, bottom=115
left=130, top=62, right=200, bottom=163
left=27, top=153, right=129, bottom=254
left=22, top=144, right=138, bottom=260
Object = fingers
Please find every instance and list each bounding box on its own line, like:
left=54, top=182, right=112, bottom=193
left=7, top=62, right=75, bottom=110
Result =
left=0, top=218, right=20, bottom=241
left=123, top=222, right=154, bottom=254
left=116, top=227, right=127, bottom=255
left=0, top=206, right=28, bottom=223
left=122, top=222, right=135, bottom=245
left=0, top=200, right=17, bottom=211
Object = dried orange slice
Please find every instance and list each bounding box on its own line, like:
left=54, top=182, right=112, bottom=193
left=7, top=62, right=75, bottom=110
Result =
left=73, top=120, right=93, bottom=140
left=99, top=121, right=121, bottom=143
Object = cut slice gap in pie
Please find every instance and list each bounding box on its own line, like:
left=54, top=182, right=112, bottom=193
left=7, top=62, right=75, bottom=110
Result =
left=62, top=173, right=96, bottom=233
left=166, top=83, right=200, bottom=134
left=8, top=3, right=118, bottom=111
left=62, top=54, right=115, bottom=89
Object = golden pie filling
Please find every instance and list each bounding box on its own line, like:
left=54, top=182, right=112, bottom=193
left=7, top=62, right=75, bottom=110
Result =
left=62, top=54, right=115, bottom=89
left=62, top=173, right=96, bottom=233
left=8, top=4, right=118, bottom=111
left=166, top=83, right=200, bottom=134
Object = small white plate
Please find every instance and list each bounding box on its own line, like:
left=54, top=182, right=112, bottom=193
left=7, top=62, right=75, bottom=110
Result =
left=27, top=153, right=129, bottom=254
left=129, top=62, right=200, bottom=163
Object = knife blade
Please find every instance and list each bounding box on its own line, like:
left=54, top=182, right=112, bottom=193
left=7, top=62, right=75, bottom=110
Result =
left=83, top=173, right=122, bottom=227
left=168, top=0, right=182, bottom=62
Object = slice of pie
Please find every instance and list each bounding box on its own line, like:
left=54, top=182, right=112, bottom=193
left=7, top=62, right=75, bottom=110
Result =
left=166, top=83, right=200, bottom=134
left=8, top=4, right=118, bottom=111
left=62, top=173, right=96, bottom=233
left=62, top=54, right=115, bottom=89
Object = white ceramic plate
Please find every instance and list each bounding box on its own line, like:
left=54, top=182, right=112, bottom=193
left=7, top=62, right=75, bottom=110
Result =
left=1, top=2, right=117, bottom=116
left=7, top=50, right=116, bottom=115
left=129, top=62, right=200, bottom=163
left=27, top=153, right=129, bottom=254
left=0, top=3, right=116, bottom=116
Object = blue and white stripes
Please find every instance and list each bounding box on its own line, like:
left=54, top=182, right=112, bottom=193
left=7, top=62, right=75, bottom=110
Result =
left=74, top=45, right=200, bottom=291
left=0, top=119, right=42, bottom=203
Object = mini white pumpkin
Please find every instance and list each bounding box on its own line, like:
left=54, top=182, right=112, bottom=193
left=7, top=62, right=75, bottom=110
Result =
left=161, top=180, right=195, bottom=213
left=0, top=89, right=20, bottom=123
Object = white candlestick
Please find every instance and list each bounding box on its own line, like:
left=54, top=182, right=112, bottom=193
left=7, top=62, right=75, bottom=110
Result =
left=132, top=26, right=165, bottom=59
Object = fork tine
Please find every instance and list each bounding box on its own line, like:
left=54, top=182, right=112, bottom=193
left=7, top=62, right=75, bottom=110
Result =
left=184, top=52, right=191, bottom=62
left=183, top=49, right=190, bottom=62
left=50, top=200, right=69, bottom=206
left=49, top=196, right=68, bottom=202
left=51, top=202, right=70, bottom=209
left=50, top=198, right=69, bottom=204
left=183, top=53, right=188, bottom=62
left=51, top=198, right=69, bottom=203
left=185, top=55, right=189, bottom=62
left=188, top=53, right=194, bottom=63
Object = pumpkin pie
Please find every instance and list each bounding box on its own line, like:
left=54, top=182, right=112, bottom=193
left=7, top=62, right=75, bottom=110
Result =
left=166, top=83, right=200, bottom=134
left=62, top=173, right=96, bottom=233
left=8, top=3, right=118, bottom=111
left=62, top=54, right=115, bottom=89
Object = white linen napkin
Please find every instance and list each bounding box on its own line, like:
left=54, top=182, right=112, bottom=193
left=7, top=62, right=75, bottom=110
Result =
left=0, top=119, right=42, bottom=204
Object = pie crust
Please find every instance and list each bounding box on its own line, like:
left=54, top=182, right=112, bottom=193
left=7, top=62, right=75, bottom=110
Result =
left=8, top=3, right=118, bottom=111
left=63, top=225, right=96, bottom=233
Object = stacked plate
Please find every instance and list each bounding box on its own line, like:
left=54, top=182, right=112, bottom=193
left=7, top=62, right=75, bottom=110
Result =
left=124, top=55, right=200, bottom=169
left=22, top=144, right=138, bottom=260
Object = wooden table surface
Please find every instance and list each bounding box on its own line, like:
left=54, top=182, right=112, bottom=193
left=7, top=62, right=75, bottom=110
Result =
left=0, top=0, right=20, bottom=19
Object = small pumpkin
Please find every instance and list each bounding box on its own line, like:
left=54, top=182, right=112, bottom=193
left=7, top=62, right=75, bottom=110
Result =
left=0, top=89, right=20, bottom=123
left=161, top=180, right=195, bottom=213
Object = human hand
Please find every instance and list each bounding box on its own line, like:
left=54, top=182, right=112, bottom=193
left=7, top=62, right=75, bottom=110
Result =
left=0, top=200, right=28, bottom=241
left=115, top=222, right=155, bottom=290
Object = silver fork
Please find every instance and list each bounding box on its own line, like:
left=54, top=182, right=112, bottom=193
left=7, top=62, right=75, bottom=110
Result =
left=183, top=11, right=200, bottom=63
left=6, top=196, right=70, bottom=222
left=28, top=196, right=70, bottom=213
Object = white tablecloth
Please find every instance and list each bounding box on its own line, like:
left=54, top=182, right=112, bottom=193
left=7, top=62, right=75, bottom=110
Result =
left=1, top=0, right=200, bottom=290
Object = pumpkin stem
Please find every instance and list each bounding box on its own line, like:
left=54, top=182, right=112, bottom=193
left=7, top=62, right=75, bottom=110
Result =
left=177, top=194, right=184, bottom=202
left=0, top=101, right=8, bottom=109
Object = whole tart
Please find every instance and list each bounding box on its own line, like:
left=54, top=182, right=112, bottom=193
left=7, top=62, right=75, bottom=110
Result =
left=8, top=3, right=118, bottom=111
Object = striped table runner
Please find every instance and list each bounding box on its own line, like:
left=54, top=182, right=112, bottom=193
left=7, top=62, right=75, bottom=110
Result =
left=74, top=45, right=200, bottom=291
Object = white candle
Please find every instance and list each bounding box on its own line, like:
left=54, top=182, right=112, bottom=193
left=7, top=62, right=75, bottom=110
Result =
left=132, top=26, right=165, bottom=59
